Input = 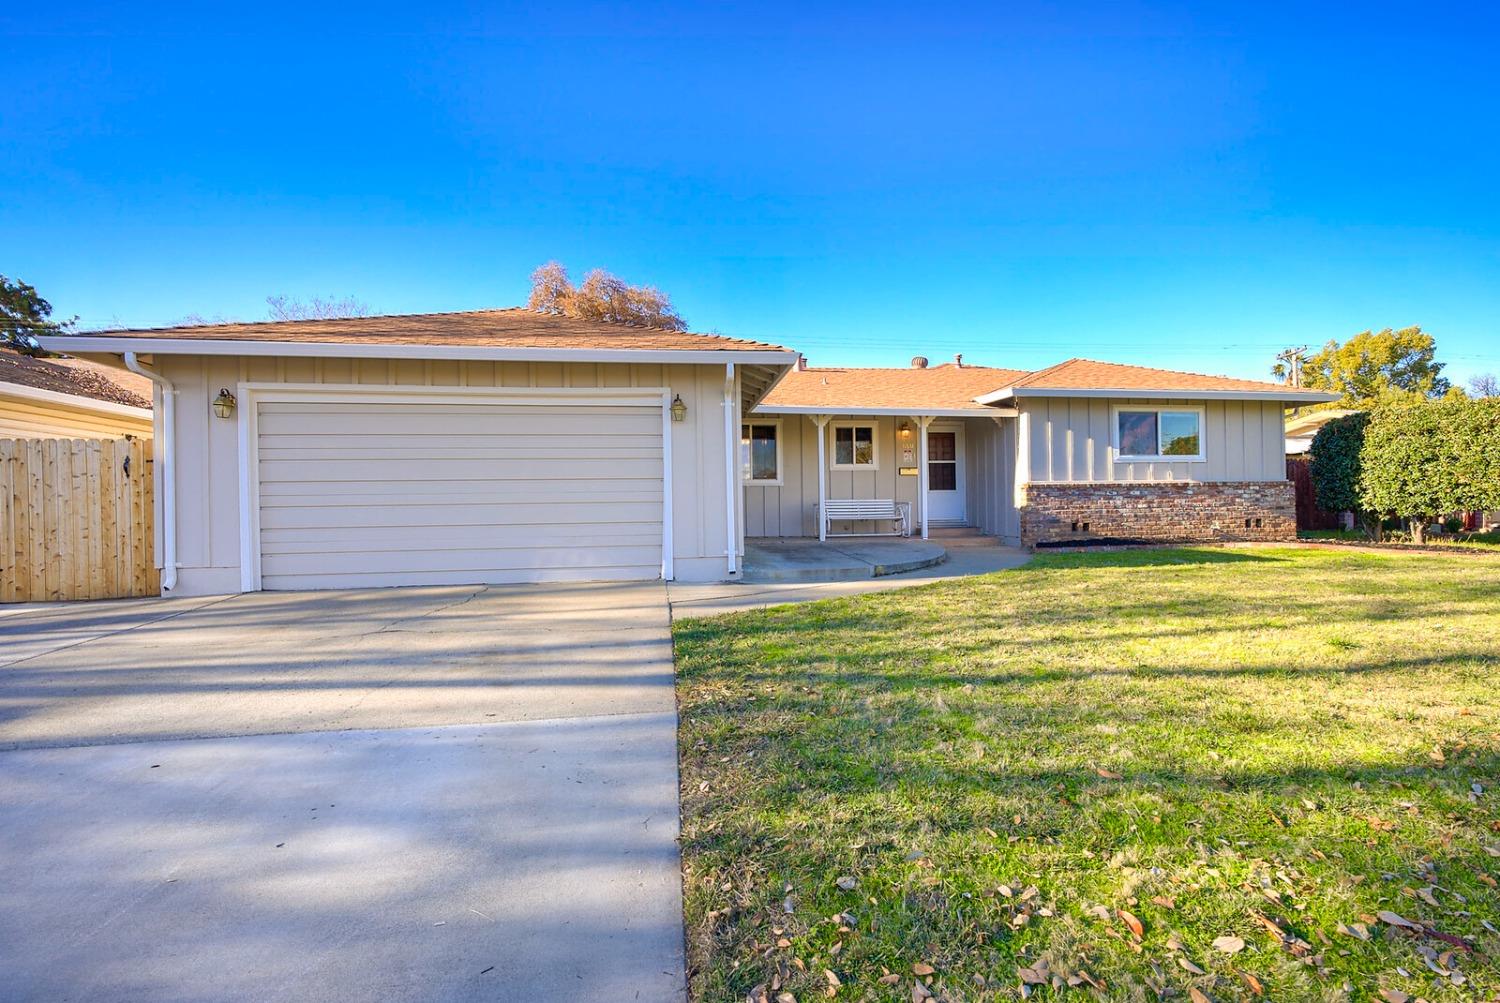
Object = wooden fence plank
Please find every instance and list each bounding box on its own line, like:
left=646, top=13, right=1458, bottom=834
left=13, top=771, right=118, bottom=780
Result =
left=0, top=437, right=159, bottom=602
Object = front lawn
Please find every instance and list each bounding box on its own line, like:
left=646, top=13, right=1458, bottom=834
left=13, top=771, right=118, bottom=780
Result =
left=674, top=548, right=1500, bottom=1002
left=1301, top=529, right=1500, bottom=552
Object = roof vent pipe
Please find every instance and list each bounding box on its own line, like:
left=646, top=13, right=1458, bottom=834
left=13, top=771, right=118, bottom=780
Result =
left=797, top=354, right=807, bottom=371
left=954, top=353, right=963, bottom=368
left=911, top=356, right=928, bottom=369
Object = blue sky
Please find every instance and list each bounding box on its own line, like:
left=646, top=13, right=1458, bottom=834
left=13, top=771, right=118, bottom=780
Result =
left=4, top=2, right=1498, bottom=385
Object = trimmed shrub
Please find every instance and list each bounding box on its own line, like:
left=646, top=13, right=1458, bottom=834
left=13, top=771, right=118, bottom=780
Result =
left=1307, top=412, right=1375, bottom=537
left=1358, top=399, right=1500, bottom=543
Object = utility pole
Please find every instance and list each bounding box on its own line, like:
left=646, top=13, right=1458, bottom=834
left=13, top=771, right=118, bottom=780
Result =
left=1276, top=346, right=1308, bottom=388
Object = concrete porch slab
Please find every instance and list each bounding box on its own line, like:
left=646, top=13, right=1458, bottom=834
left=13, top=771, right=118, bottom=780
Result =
left=740, top=537, right=946, bottom=583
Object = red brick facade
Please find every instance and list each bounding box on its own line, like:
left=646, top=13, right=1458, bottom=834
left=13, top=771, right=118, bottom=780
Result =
left=1019, top=481, right=1296, bottom=547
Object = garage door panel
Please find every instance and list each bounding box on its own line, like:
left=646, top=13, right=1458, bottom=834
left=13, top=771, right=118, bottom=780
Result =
left=256, top=409, right=661, bottom=438
left=257, top=456, right=661, bottom=484
left=261, top=521, right=662, bottom=548
left=262, top=544, right=665, bottom=577
left=260, top=564, right=661, bottom=591
left=254, top=397, right=665, bottom=590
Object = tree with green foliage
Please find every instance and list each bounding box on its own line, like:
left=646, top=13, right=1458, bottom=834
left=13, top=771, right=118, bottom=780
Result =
left=1291, top=327, right=1450, bottom=407
left=1358, top=398, right=1500, bottom=543
left=0, top=276, right=75, bottom=356
left=1307, top=412, right=1380, bottom=539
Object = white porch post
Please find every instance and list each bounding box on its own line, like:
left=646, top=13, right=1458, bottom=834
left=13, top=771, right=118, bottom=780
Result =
left=917, top=415, right=934, bottom=539
left=722, top=362, right=738, bottom=576
left=813, top=414, right=830, bottom=542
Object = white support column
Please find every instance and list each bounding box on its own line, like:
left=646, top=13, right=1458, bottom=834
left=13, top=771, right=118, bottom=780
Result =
left=722, top=362, right=738, bottom=576
left=917, top=415, right=935, bottom=540
left=813, top=414, right=831, bottom=542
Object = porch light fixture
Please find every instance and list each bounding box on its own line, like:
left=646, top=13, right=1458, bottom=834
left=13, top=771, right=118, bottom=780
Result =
left=211, top=388, right=237, bottom=419
left=670, top=394, right=687, bottom=422
left=898, top=420, right=913, bottom=440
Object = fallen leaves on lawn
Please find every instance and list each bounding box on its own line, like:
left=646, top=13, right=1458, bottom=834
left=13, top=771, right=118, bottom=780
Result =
left=1117, top=908, right=1145, bottom=940
left=911, top=962, right=935, bottom=977
left=834, top=875, right=857, bottom=891
left=1212, top=935, right=1246, bottom=954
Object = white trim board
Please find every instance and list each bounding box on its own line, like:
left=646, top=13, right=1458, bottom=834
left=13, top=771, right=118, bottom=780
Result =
left=977, top=387, right=1340, bottom=404
left=37, top=335, right=798, bottom=367
left=755, top=404, right=1019, bottom=418
left=235, top=382, right=675, bottom=592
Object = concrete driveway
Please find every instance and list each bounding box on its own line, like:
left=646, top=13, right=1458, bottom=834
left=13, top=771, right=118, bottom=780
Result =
left=0, top=583, right=684, bottom=1002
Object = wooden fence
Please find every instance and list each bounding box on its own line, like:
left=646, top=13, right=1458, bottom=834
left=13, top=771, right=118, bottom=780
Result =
left=1286, top=456, right=1343, bottom=532
left=1, top=437, right=159, bottom=603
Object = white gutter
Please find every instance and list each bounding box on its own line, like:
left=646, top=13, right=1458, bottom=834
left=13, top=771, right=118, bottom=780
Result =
left=123, top=352, right=177, bottom=593
left=754, top=404, right=1018, bottom=418
left=975, top=386, right=1342, bottom=404
left=722, top=362, right=738, bottom=576
left=35, top=335, right=798, bottom=367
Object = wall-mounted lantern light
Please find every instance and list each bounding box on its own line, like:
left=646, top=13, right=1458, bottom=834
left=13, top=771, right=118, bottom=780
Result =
left=212, top=388, right=237, bottom=419
left=898, top=420, right=913, bottom=440
left=670, top=394, right=687, bottom=422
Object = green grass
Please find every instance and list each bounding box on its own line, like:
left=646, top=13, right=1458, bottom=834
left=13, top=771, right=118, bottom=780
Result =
left=1301, top=528, right=1500, bottom=551
left=673, top=548, right=1500, bottom=1002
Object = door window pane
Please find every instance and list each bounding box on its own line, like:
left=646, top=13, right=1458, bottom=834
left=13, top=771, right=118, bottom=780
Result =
left=929, top=461, right=957, bottom=490
left=1117, top=411, right=1158, bottom=457
left=928, top=431, right=955, bottom=461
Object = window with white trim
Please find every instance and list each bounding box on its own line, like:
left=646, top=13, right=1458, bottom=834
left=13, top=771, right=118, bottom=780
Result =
left=830, top=422, right=878, bottom=470
left=1114, top=407, right=1205, bottom=461
left=741, top=421, right=782, bottom=484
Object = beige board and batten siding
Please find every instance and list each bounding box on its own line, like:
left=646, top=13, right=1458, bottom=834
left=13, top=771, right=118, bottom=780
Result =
left=1022, top=398, right=1286, bottom=483
left=963, top=416, right=1021, bottom=543
left=156, top=355, right=737, bottom=596
left=0, top=392, right=153, bottom=439
left=742, top=414, right=921, bottom=538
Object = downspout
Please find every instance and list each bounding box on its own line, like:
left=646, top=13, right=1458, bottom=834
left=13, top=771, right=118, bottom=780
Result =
left=722, top=362, right=738, bottom=576
left=123, top=352, right=177, bottom=593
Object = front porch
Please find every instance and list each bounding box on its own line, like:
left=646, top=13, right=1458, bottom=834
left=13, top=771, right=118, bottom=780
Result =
left=740, top=409, right=1020, bottom=544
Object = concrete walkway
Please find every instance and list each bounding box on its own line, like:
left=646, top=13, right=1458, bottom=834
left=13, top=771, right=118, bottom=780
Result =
left=672, top=540, right=1032, bottom=618
left=741, top=537, right=947, bottom=582
left=0, top=583, right=685, bottom=1003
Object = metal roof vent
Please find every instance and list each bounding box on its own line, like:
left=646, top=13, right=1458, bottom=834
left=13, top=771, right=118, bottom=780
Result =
left=911, top=356, right=929, bottom=369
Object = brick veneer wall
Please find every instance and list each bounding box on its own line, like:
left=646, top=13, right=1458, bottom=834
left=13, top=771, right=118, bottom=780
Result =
left=1019, top=481, right=1296, bottom=546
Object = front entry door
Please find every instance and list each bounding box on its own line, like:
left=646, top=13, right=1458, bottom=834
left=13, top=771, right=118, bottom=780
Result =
left=926, top=426, right=966, bottom=524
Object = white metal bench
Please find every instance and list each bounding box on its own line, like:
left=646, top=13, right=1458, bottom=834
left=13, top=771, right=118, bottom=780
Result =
left=819, top=499, right=912, bottom=538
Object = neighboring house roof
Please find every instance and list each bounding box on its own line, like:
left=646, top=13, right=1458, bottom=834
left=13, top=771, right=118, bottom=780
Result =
left=758, top=362, right=1030, bottom=415
left=44, top=308, right=791, bottom=357
left=977, top=358, right=1340, bottom=403
left=1284, top=408, right=1357, bottom=438
left=1284, top=408, right=1358, bottom=455
left=0, top=348, right=153, bottom=409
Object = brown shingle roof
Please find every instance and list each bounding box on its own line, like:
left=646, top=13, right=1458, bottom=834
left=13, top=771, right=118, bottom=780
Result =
left=0, top=348, right=153, bottom=409
left=760, top=363, right=1030, bottom=411
left=60, top=308, right=789, bottom=353
left=1004, top=358, right=1304, bottom=394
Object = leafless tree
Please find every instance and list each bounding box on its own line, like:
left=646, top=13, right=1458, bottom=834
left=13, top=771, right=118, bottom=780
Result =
left=1469, top=373, right=1499, bottom=398
left=526, top=262, right=685, bottom=330
left=266, top=295, right=372, bottom=321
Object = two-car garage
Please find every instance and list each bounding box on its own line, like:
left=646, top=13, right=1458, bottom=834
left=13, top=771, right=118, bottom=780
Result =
left=243, top=388, right=670, bottom=591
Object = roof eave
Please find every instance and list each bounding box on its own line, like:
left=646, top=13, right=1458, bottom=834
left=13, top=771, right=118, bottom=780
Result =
left=752, top=404, right=1018, bottom=418
left=35, top=335, right=798, bottom=367
left=0, top=380, right=154, bottom=419
left=979, top=386, right=1342, bottom=403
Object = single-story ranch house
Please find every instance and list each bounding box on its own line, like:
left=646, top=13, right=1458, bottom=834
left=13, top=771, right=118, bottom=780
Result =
left=40, top=310, right=1336, bottom=597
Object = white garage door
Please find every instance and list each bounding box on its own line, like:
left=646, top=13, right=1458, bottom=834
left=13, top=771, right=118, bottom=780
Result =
left=250, top=393, right=666, bottom=590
